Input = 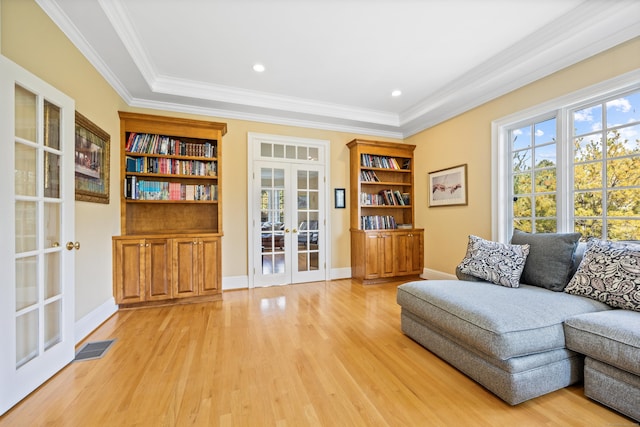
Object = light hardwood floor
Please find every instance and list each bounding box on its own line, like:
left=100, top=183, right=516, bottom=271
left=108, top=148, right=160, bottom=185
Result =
left=0, top=279, right=634, bottom=426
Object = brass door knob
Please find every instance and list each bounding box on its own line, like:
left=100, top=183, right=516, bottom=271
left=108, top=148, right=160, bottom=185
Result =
left=66, top=241, right=80, bottom=250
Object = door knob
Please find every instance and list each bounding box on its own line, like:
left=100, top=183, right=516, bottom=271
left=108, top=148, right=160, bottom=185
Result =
left=293, top=228, right=298, bottom=233
left=285, top=228, right=290, bottom=233
left=66, top=241, right=80, bottom=250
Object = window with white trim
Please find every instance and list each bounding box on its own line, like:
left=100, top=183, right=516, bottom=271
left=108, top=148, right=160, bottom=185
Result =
left=494, top=77, right=640, bottom=242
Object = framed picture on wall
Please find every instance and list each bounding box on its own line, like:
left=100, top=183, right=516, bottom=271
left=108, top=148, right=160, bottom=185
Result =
left=335, top=188, right=346, bottom=209
left=428, top=164, right=468, bottom=207
left=75, top=111, right=110, bottom=203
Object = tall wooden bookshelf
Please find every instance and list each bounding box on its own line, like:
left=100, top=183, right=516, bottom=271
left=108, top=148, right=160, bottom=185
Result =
left=347, top=139, right=424, bottom=284
left=113, top=112, right=227, bottom=307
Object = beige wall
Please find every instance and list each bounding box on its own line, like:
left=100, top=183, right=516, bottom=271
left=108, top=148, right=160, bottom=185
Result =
left=408, top=37, right=640, bottom=274
left=3, top=0, right=639, bottom=323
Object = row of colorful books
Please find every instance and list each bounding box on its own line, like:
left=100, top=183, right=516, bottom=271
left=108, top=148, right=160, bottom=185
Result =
left=360, top=154, right=410, bottom=170
left=125, top=132, right=217, bottom=158
left=360, top=215, right=397, bottom=230
left=361, top=190, right=410, bottom=206
left=125, top=156, right=217, bottom=176
left=124, top=176, right=217, bottom=201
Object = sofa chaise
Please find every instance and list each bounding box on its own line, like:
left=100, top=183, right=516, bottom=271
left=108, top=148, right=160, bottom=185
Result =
left=397, top=231, right=639, bottom=420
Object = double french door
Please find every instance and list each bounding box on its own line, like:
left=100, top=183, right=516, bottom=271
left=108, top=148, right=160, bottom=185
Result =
left=0, top=56, right=76, bottom=415
left=253, top=162, right=326, bottom=286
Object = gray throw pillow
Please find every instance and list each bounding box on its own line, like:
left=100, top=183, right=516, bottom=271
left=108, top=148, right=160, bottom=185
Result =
left=511, top=229, right=581, bottom=291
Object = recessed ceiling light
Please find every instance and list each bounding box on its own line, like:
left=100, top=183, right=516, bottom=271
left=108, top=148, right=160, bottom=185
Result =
left=391, top=90, right=402, bottom=97
left=253, top=63, right=265, bottom=73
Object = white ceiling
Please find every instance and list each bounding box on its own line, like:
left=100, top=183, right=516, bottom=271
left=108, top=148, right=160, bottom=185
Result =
left=38, top=0, right=640, bottom=138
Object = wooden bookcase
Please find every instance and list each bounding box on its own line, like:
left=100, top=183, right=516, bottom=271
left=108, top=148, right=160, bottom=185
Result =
left=113, top=112, right=226, bottom=307
left=347, top=139, right=424, bottom=284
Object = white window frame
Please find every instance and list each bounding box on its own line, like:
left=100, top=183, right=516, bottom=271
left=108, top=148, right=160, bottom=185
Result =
left=492, top=69, right=640, bottom=243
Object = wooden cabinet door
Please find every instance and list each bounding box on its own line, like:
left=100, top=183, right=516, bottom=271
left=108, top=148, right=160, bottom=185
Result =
left=363, top=233, right=382, bottom=279
left=145, top=239, right=172, bottom=300
left=379, top=233, right=395, bottom=278
left=393, top=231, right=424, bottom=276
left=113, top=239, right=145, bottom=304
left=172, top=238, right=199, bottom=298
left=199, top=237, right=220, bottom=295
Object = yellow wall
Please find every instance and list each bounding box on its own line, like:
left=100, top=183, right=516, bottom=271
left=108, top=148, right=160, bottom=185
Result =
left=408, top=37, right=640, bottom=274
left=2, top=0, right=639, bottom=323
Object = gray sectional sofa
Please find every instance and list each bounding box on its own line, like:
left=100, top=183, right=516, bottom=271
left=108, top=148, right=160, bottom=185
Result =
left=396, top=232, right=639, bottom=420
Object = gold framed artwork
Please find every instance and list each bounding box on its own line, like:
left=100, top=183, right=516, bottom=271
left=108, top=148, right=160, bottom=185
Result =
left=428, top=164, right=468, bottom=207
left=75, top=111, right=110, bottom=203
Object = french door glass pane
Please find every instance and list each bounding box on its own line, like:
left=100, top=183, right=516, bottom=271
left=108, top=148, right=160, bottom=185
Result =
left=45, top=252, right=61, bottom=299
left=15, top=142, right=37, bottom=196
left=16, top=257, right=37, bottom=311
left=44, top=152, right=60, bottom=198
left=15, top=201, right=37, bottom=253
left=296, top=169, right=320, bottom=273
left=14, top=85, right=36, bottom=141
left=16, top=310, right=39, bottom=368
left=44, top=203, right=60, bottom=248
left=44, top=300, right=62, bottom=350
left=43, top=101, right=60, bottom=150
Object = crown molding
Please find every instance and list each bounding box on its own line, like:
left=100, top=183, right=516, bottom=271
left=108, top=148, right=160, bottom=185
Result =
left=35, top=0, right=134, bottom=104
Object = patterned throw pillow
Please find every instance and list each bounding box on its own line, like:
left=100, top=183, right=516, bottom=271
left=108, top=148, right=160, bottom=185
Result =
left=564, top=238, right=640, bottom=311
left=457, top=235, right=529, bottom=288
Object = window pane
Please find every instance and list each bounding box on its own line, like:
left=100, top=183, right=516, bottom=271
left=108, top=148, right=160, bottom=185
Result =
left=534, top=118, right=556, bottom=145
left=260, top=143, right=272, bottom=157
left=512, top=126, right=531, bottom=150
left=535, top=195, right=556, bottom=217
left=534, top=169, right=556, bottom=193
left=286, top=145, right=296, bottom=159
left=513, top=173, right=532, bottom=195
left=607, top=125, right=640, bottom=158
left=15, top=85, right=37, bottom=141
left=574, top=105, right=602, bottom=136
left=308, top=147, right=319, bottom=161
left=574, top=135, right=602, bottom=161
left=607, top=189, right=640, bottom=217
left=535, top=219, right=556, bottom=233
left=575, top=191, right=603, bottom=216
left=513, top=149, right=532, bottom=172
left=513, top=196, right=531, bottom=218
left=514, top=219, right=532, bottom=232
left=607, top=158, right=640, bottom=188
left=574, top=163, right=602, bottom=190
left=274, top=144, right=284, bottom=158
left=16, top=310, right=39, bottom=368
left=16, top=256, right=38, bottom=310
left=535, top=144, right=556, bottom=167
left=44, top=101, right=61, bottom=150
left=607, top=219, right=640, bottom=241
left=44, top=300, right=62, bottom=350
left=575, top=219, right=602, bottom=240
left=607, top=92, right=640, bottom=128
left=16, top=201, right=37, bottom=253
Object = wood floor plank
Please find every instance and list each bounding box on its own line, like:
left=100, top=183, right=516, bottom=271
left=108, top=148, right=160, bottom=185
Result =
left=0, top=279, right=634, bottom=426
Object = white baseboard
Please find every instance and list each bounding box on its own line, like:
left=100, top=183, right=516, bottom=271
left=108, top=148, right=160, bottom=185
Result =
left=74, top=297, right=118, bottom=345
left=330, top=267, right=351, bottom=280
left=222, top=275, right=249, bottom=290
left=422, top=268, right=457, bottom=280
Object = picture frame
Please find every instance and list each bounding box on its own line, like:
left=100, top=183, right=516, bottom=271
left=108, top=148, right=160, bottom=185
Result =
left=428, top=164, right=468, bottom=207
left=75, top=111, right=110, bottom=204
left=334, top=188, right=346, bottom=209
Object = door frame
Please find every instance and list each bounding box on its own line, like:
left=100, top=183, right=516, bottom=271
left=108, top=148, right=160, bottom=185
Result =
left=247, top=133, right=331, bottom=288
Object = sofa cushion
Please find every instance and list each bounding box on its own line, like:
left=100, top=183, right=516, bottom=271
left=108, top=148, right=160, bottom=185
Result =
left=564, top=310, right=640, bottom=376
left=457, top=235, right=529, bottom=288
left=396, top=280, right=611, bottom=360
left=564, top=238, right=640, bottom=311
left=510, top=229, right=581, bottom=291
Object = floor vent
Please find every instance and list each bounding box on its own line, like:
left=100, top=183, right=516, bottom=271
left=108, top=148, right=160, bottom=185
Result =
left=74, top=339, right=116, bottom=362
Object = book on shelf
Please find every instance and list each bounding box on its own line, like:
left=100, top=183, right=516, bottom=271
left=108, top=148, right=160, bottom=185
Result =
left=360, top=215, right=397, bottom=230
left=125, top=132, right=217, bottom=158
left=360, top=170, right=379, bottom=182
left=124, top=177, right=217, bottom=201
left=360, top=154, right=402, bottom=169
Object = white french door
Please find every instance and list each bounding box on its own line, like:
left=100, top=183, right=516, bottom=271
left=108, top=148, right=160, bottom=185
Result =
left=248, top=134, right=329, bottom=287
left=0, top=56, right=76, bottom=415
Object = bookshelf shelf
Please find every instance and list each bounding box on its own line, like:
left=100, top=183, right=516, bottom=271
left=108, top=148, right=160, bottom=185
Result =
left=113, top=112, right=226, bottom=307
left=347, top=139, right=424, bottom=284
